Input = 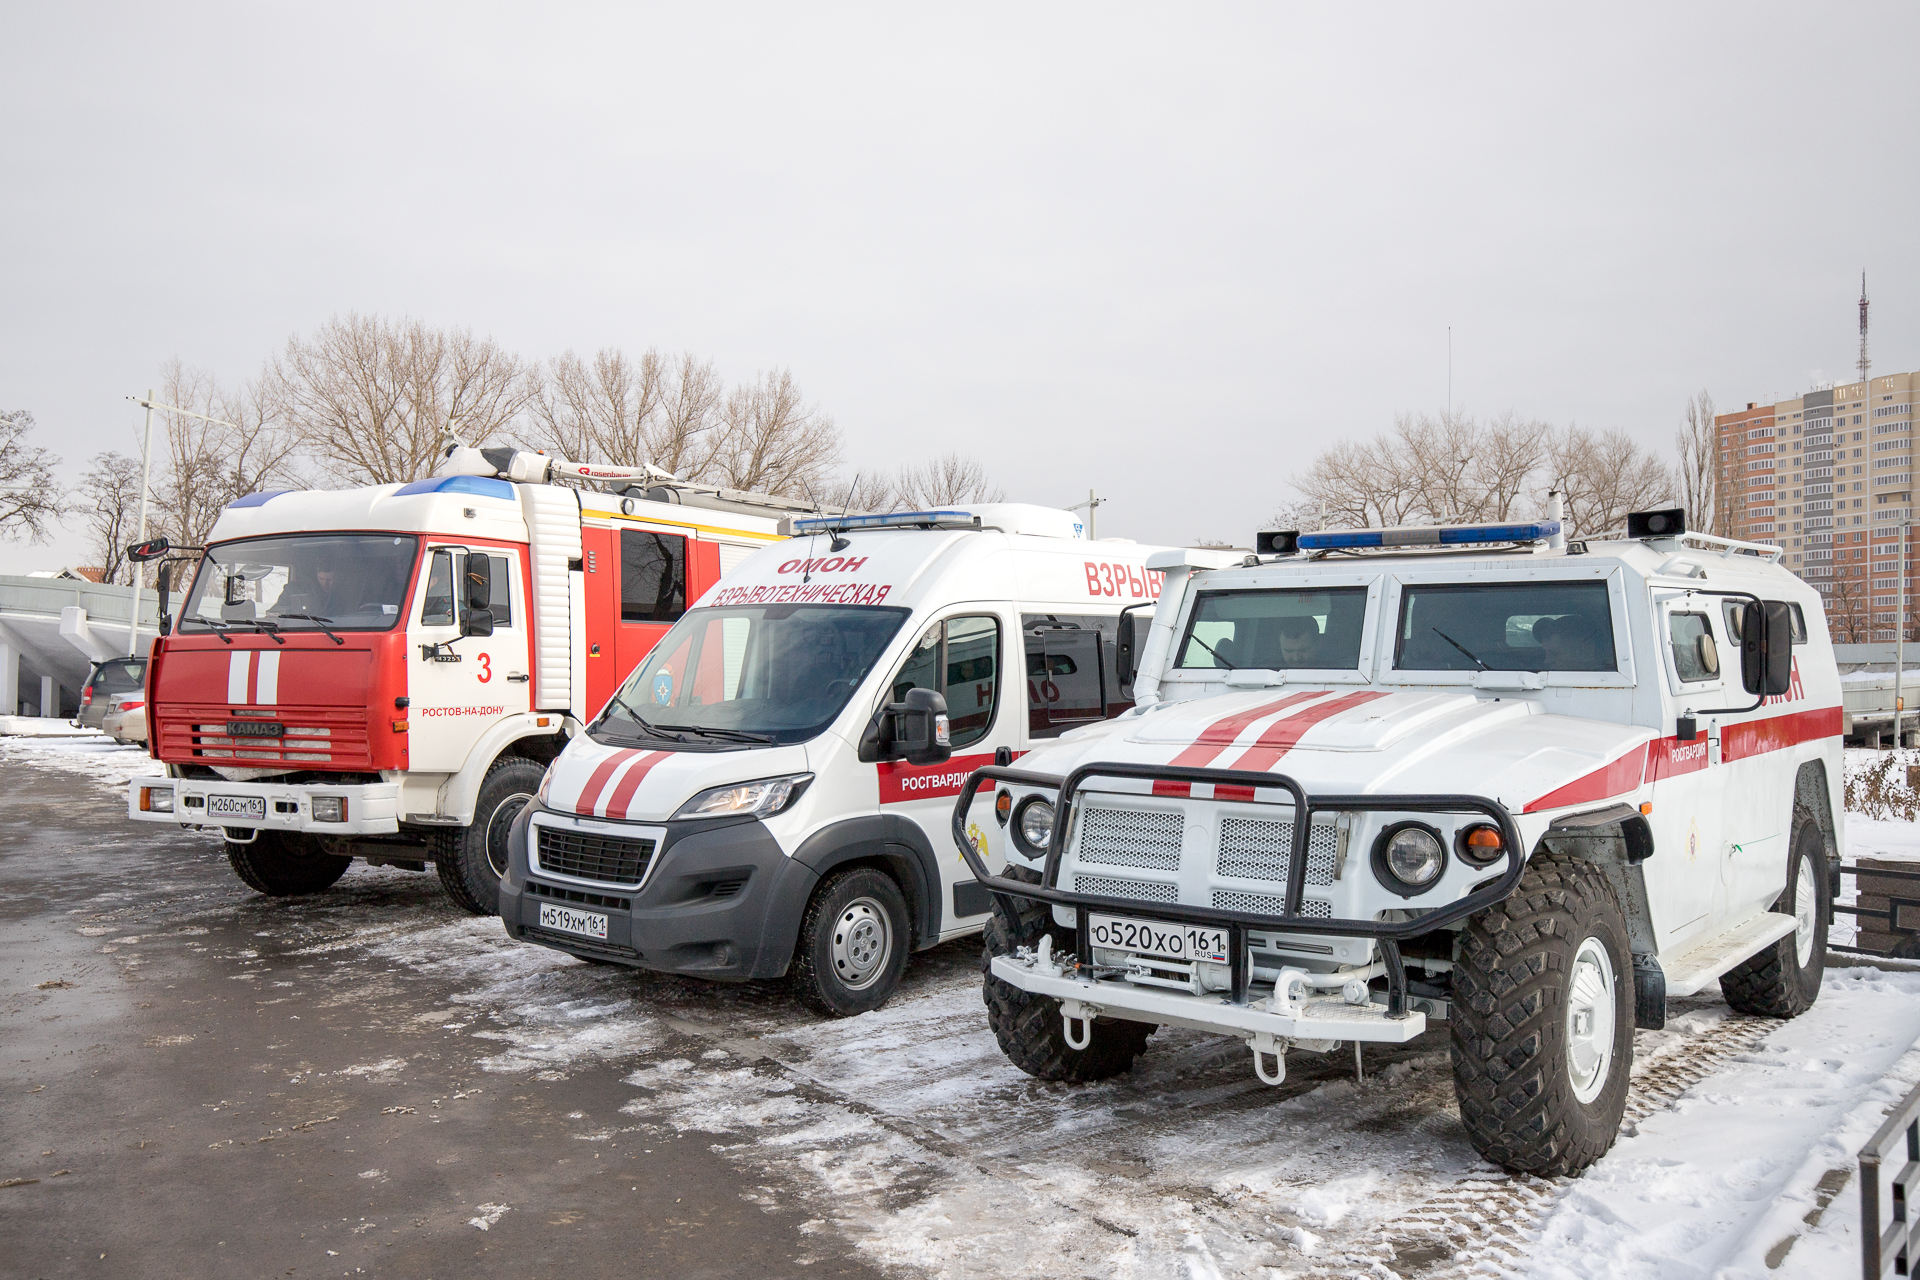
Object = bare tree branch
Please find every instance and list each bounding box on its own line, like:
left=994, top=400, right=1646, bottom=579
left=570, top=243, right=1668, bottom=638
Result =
left=80, top=451, right=143, bottom=583
left=0, top=409, right=64, bottom=543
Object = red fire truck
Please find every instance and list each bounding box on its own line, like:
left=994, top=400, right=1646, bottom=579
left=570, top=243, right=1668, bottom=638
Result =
left=124, top=444, right=821, bottom=913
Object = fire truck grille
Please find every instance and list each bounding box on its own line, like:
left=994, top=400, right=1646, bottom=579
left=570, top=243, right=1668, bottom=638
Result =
left=1211, top=888, right=1333, bottom=918
left=159, top=705, right=372, bottom=769
left=1216, top=817, right=1338, bottom=887
left=535, top=827, right=657, bottom=886
left=1075, top=807, right=1183, bottom=871
left=1072, top=873, right=1178, bottom=904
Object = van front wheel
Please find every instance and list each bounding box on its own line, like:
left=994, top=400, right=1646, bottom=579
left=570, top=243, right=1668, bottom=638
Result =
left=1451, top=853, right=1635, bottom=1177
left=791, top=868, right=911, bottom=1017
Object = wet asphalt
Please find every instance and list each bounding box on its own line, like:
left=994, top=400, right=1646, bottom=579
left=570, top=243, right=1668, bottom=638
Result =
left=0, top=757, right=884, bottom=1280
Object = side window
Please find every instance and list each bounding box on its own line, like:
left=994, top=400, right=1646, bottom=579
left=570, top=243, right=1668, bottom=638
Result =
left=1669, top=612, right=1721, bottom=683
left=421, top=549, right=454, bottom=626
left=1721, top=598, right=1807, bottom=647
left=621, top=529, right=687, bottom=623
left=1023, top=618, right=1110, bottom=736
left=884, top=615, right=1001, bottom=749
left=484, top=554, right=512, bottom=628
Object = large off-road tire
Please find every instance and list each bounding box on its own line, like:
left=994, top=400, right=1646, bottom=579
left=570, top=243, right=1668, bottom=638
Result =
left=226, top=830, right=352, bottom=896
left=1451, top=853, right=1635, bottom=1177
left=436, top=756, right=544, bottom=916
left=982, top=865, right=1153, bottom=1082
left=1721, top=815, right=1829, bottom=1017
left=791, top=867, right=912, bottom=1017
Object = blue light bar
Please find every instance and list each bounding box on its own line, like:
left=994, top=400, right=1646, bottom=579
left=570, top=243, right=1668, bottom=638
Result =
left=1297, top=520, right=1560, bottom=550
left=791, top=509, right=979, bottom=534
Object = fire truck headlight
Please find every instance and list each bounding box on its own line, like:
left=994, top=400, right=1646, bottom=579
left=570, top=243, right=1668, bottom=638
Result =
left=673, top=773, right=814, bottom=820
left=311, top=796, right=348, bottom=823
left=1373, top=822, right=1446, bottom=896
left=140, top=785, right=174, bottom=814
left=1012, top=797, right=1056, bottom=856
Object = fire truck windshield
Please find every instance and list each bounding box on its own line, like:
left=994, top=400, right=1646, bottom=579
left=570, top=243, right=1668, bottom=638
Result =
left=594, top=604, right=912, bottom=748
left=179, top=534, right=420, bottom=634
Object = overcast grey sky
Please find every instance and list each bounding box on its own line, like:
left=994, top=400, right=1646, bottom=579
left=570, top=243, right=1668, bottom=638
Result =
left=4, top=3, right=1916, bottom=569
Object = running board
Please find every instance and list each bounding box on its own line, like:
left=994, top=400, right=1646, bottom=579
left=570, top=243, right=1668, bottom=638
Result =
left=1662, top=911, right=1799, bottom=997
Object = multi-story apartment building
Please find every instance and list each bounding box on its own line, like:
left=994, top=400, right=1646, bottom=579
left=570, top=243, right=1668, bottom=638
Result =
left=1716, top=370, right=1920, bottom=640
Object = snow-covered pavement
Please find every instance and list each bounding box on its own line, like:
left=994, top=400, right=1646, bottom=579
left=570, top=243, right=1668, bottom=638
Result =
left=13, top=733, right=1920, bottom=1278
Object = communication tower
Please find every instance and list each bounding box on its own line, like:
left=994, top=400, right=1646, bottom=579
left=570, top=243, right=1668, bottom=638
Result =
left=1858, top=272, right=1872, bottom=385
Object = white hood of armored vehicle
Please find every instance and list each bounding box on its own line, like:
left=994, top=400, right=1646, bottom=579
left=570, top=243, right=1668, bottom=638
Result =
left=1039, top=688, right=1656, bottom=817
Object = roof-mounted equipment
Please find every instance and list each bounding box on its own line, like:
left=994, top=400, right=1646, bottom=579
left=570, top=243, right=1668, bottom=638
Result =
left=790, top=509, right=983, bottom=536
left=1627, top=508, right=1686, bottom=539
left=1255, top=530, right=1300, bottom=556
left=1297, top=520, right=1562, bottom=551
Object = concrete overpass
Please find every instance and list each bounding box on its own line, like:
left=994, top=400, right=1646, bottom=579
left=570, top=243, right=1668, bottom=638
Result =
left=0, top=574, right=158, bottom=716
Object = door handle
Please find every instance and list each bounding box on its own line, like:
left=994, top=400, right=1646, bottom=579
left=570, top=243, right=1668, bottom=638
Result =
left=506, top=673, right=530, bottom=683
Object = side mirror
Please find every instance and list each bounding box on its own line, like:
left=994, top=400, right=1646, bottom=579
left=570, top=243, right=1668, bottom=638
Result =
left=127, top=537, right=170, bottom=563
left=156, top=563, right=173, bottom=637
left=855, top=687, right=951, bottom=765
left=1116, top=612, right=1138, bottom=684
left=1739, top=600, right=1792, bottom=696
left=464, top=555, right=493, bottom=612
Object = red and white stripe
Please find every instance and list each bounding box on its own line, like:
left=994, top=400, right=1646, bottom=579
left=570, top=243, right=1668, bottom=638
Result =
left=570, top=749, right=673, bottom=819
left=1150, top=690, right=1388, bottom=798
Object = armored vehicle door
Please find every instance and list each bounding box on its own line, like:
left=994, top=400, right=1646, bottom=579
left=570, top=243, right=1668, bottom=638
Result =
left=1643, top=590, right=1737, bottom=946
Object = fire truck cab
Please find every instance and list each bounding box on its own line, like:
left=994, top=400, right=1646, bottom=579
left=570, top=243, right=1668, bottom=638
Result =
left=125, top=455, right=818, bottom=914
left=957, top=511, right=1841, bottom=1176
left=497, top=505, right=1171, bottom=1015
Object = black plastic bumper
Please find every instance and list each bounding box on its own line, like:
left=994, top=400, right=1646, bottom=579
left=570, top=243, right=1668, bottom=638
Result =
left=952, top=761, right=1525, bottom=1016
left=499, top=802, right=818, bottom=981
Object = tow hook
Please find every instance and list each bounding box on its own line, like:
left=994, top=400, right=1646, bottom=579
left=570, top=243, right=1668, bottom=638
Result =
left=1249, top=1031, right=1289, bottom=1085
left=1060, top=998, right=1102, bottom=1050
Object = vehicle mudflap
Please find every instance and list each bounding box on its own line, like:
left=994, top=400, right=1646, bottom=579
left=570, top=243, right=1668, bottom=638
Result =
left=1633, top=952, right=1666, bottom=1031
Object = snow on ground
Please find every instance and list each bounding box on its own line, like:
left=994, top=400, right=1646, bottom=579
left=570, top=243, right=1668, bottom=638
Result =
left=32, top=737, right=1920, bottom=1276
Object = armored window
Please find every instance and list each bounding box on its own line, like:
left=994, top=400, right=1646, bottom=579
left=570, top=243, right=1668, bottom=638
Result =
left=620, top=529, right=687, bottom=623
left=1669, top=612, right=1720, bottom=683
left=1177, top=588, right=1369, bottom=672
left=1395, top=581, right=1616, bottom=672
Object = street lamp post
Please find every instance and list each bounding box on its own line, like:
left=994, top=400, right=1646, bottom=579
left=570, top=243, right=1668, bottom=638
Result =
left=122, top=393, right=243, bottom=656
left=1897, top=518, right=1914, bottom=748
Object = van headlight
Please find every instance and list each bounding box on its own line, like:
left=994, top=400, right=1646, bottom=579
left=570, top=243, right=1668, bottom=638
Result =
left=1012, top=797, right=1056, bottom=856
left=672, top=773, right=813, bottom=820
left=536, top=764, right=555, bottom=805
left=1373, top=822, right=1446, bottom=896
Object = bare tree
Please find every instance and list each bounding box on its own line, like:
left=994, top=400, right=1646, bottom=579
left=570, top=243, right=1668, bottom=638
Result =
left=276, top=314, right=537, bottom=486
left=707, top=368, right=841, bottom=497
left=1290, top=411, right=1550, bottom=529
left=1543, top=426, right=1674, bottom=538
left=1674, top=389, right=1719, bottom=535
left=80, top=451, right=142, bottom=583
left=0, top=409, right=65, bottom=543
left=1825, top=575, right=1871, bottom=643
left=892, top=452, right=1006, bottom=507
left=150, top=360, right=305, bottom=552
left=821, top=470, right=900, bottom=514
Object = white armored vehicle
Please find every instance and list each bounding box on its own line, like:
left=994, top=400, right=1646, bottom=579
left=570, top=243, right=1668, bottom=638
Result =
left=955, top=509, right=1839, bottom=1175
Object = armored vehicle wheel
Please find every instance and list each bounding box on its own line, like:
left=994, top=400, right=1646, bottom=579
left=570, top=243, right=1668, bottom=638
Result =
left=1721, top=816, right=1828, bottom=1017
left=437, top=757, right=544, bottom=916
left=1451, top=853, right=1634, bottom=1177
left=226, top=831, right=352, bottom=896
left=982, top=866, right=1152, bottom=1082
left=791, top=867, right=912, bottom=1017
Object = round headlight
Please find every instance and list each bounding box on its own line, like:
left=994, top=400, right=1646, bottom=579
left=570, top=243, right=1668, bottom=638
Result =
left=1374, top=822, right=1446, bottom=896
left=1456, top=822, right=1506, bottom=868
left=1013, top=797, right=1056, bottom=856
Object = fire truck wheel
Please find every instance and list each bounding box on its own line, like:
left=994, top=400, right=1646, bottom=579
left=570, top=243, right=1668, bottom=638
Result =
left=981, top=865, right=1153, bottom=1082
left=791, top=868, right=912, bottom=1016
left=1720, top=816, right=1829, bottom=1017
left=226, top=832, right=352, bottom=896
left=1451, top=853, right=1634, bottom=1177
left=436, top=757, right=545, bottom=916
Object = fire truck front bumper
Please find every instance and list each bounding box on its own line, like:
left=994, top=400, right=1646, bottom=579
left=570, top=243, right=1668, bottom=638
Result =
left=126, top=777, right=402, bottom=835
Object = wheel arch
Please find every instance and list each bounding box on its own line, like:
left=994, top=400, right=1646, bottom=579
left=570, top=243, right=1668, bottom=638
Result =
left=433, top=714, right=573, bottom=825
left=789, top=814, right=943, bottom=951
left=1536, top=802, right=1659, bottom=959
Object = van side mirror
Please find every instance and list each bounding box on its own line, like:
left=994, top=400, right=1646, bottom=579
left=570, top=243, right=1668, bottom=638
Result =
left=1739, top=600, right=1792, bottom=696
left=856, top=687, right=951, bottom=765
left=461, top=555, right=495, bottom=636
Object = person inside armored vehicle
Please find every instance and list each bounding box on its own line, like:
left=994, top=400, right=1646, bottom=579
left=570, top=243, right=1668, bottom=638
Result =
left=1176, top=587, right=1369, bottom=670
left=1396, top=581, right=1616, bottom=672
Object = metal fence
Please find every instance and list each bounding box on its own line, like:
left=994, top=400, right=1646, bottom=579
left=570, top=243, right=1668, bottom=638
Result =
left=1862, top=1075, right=1920, bottom=1277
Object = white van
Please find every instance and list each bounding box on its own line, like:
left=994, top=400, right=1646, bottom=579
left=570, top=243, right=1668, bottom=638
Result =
left=497, top=505, right=1171, bottom=1013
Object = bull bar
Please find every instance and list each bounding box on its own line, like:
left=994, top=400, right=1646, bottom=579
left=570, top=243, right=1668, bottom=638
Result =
left=951, top=761, right=1526, bottom=1020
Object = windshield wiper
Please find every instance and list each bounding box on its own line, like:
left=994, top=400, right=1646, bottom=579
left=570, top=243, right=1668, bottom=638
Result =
left=1186, top=633, right=1238, bottom=670
left=183, top=619, right=235, bottom=645
left=222, top=617, right=286, bottom=645
left=599, top=691, right=688, bottom=742
left=273, top=613, right=346, bottom=645
left=658, top=724, right=774, bottom=744
left=1432, top=627, right=1490, bottom=671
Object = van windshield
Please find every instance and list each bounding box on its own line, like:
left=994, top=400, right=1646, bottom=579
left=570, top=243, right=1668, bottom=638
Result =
left=180, top=534, right=420, bottom=633
left=594, top=604, right=911, bottom=747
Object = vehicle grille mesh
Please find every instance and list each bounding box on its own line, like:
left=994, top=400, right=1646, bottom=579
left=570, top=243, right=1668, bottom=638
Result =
left=1073, top=873, right=1179, bottom=904
left=1211, top=888, right=1333, bottom=918
left=1215, top=817, right=1338, bottom=886
left=535, top=826, right=657, bottom=886
left=1075, top=807, right=1183, bottom=871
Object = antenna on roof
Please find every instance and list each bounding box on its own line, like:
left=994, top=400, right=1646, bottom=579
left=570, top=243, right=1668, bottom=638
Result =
left=1858, top=272, right=1872, bottom=386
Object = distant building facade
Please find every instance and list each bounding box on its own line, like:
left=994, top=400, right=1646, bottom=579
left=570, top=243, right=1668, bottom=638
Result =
left=1716, top=370, right=1920, bottom=641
